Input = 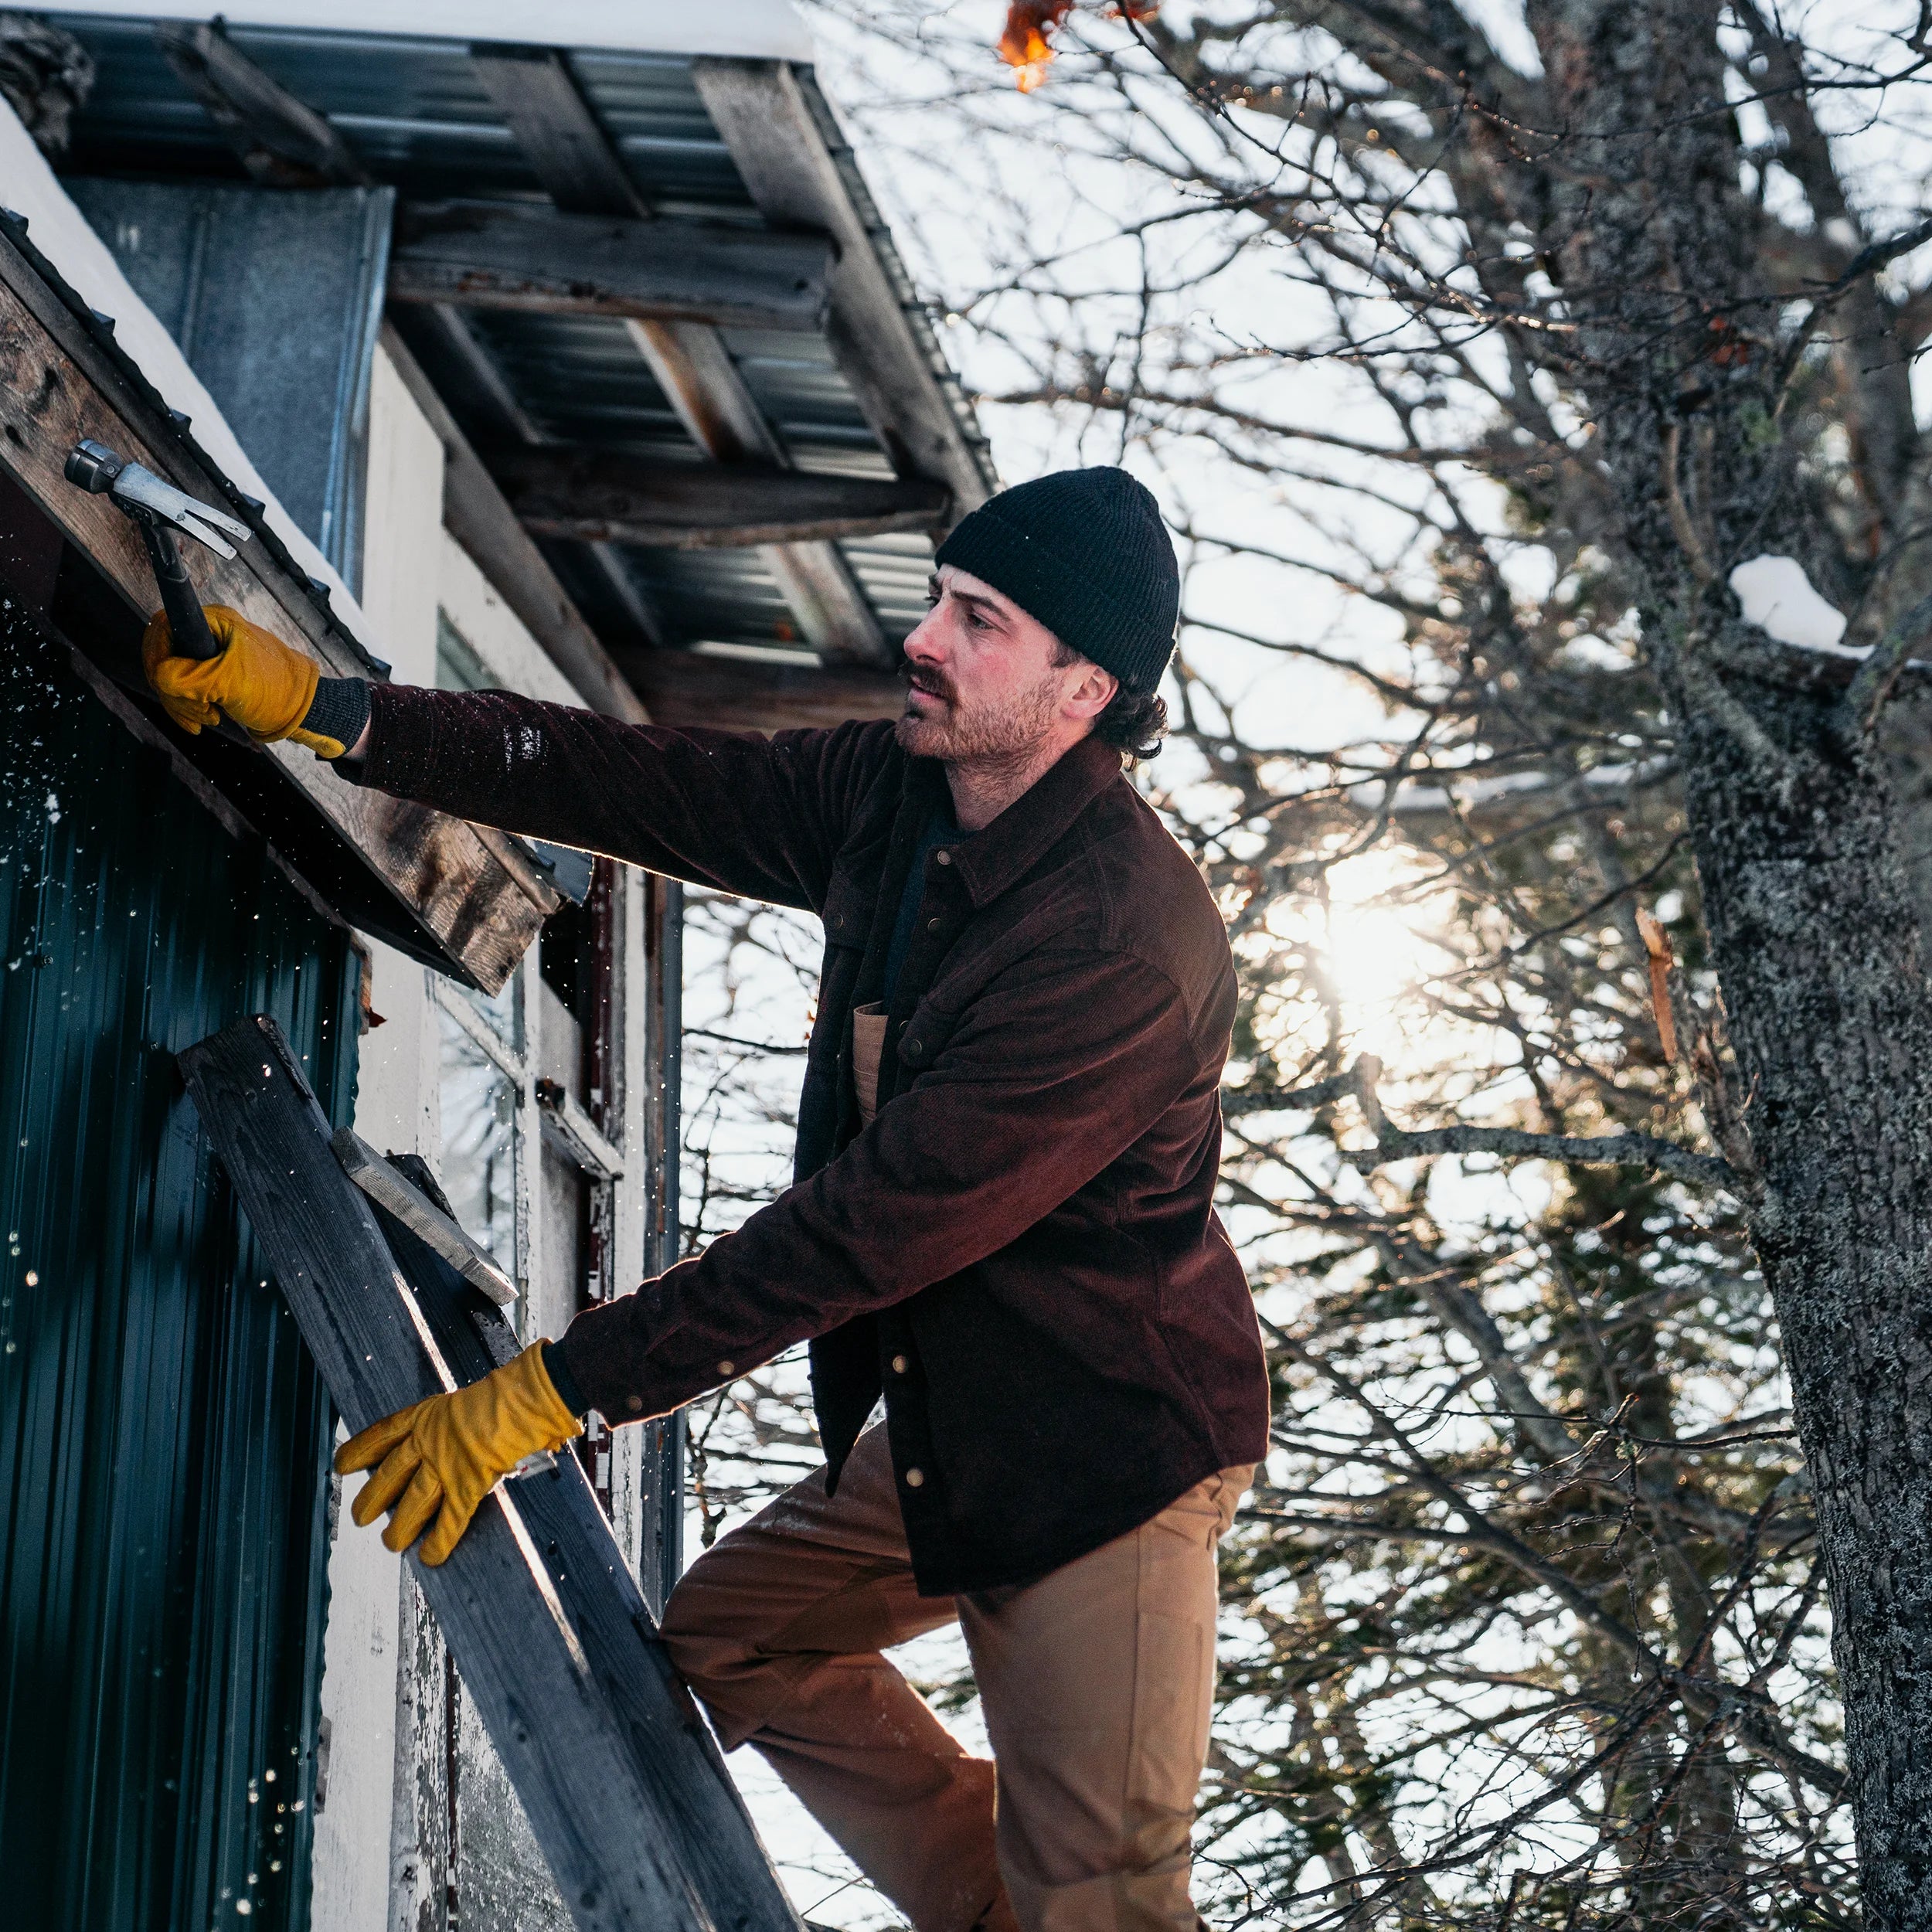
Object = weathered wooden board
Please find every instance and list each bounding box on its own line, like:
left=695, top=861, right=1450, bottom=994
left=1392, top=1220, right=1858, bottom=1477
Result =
left=498, top=447, right=951, bottom=549
left=627, top=318, right=889, bottom=665
left=0, top=219, right=555, bottom=992
left=470, top=46, right=651, bottom=219
left=389, top=202, right=832, bottom=335
left=691, top=60, right=993, bottom=517
left=619, top=646, right=905, bottom=735
left=334, top=1124, right=518, bottom=1306
left=449, top=46, right=887, bottom=668
left=180, top=1015, right=801, bottom=1932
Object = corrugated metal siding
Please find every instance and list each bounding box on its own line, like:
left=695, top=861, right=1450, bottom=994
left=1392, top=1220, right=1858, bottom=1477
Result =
left=0, top=605, right=357, bottom=1931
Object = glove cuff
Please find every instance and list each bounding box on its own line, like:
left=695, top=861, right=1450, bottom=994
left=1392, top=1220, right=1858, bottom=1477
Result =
left=517, top=1341, right=585, bottom=1447
left=300, top=676, right=372, bottom=758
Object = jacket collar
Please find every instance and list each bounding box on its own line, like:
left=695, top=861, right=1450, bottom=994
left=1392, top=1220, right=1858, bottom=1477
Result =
left=906, top=733, right=1126, bottom=911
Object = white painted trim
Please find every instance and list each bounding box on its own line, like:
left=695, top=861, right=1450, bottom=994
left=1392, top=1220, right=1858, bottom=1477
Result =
left=44, top=1, right=814, bottom=62
left=360, top=349, right=446, bottom=686
left=432, top=974, right=528, bottom=1084
left=437, top=532, right=583, bottom=706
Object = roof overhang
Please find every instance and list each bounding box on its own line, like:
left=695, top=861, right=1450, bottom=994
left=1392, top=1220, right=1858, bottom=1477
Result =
left=35, top=8, right=996, bottom=736
left=28, top=0, right=815, bottom=63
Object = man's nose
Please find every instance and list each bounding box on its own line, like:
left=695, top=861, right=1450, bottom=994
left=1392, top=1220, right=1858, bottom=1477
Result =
left=903, top=609, right=946, bottom=664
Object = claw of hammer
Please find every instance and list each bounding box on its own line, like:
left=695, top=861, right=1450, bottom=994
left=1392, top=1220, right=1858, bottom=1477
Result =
left=65, top=438, right=253, bottom=558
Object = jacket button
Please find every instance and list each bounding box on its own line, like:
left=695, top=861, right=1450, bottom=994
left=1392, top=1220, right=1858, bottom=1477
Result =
left=904, top=1467, right=925, bottom=1488
left=926, top=917, right=940, bottom=932
left=717, top=1359, right=735, bottom=1376
left=626, top=1395, right=644, bottom=1414
left=934, top=849, right=952, bottom=866
left=831, top=913, right=843, bottom=929
left=903, top=1039, right=922, bottom=1060
left=892, top=1353, right=909, bottom=1374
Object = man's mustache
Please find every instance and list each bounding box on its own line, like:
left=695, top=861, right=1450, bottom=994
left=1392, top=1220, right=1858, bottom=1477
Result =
left=898, top=662, right=955, bottom=705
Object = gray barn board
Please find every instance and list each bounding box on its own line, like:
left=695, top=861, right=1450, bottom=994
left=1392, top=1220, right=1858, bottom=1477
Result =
left=179, top=1014, right=801, bottom=1932
left=388, top=202, right=832, bottom=334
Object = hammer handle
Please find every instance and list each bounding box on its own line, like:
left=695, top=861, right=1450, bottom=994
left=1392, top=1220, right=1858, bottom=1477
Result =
left=136, top=516, right=221, bottom=661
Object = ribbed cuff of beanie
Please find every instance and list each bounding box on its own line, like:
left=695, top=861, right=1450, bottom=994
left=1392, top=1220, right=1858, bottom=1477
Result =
left=934, top=468, right=1179, bottom=694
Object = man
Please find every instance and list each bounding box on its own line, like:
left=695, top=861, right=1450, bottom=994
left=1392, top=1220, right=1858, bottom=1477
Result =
left=145, top=467, right=1270, bottom=1932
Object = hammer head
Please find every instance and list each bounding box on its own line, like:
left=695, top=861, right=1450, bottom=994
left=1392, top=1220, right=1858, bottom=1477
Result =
left=64, top=438, right=253, bottom=559
left=65, top=437, right=125, bottom=494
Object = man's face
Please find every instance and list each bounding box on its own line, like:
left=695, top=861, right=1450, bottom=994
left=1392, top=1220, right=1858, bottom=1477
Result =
left=896, top=566, right=1114, bottom=762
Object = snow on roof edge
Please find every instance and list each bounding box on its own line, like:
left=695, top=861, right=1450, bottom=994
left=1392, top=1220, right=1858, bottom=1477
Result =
left=43, top=1, right=815, bottom=63
left=0, top=97, right=376, bottom=653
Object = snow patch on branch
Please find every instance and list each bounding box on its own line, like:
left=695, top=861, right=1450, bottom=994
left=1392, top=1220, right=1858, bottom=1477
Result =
left=1730, top=555, right=1853, bottom=655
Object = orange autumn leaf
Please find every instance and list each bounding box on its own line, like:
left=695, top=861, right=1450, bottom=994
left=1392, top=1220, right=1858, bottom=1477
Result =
left=999, top=0, right=1073, bottom=92
left=998, top=1, right=1159, bottom=92
left=1635, top=907, right=1679, bottom=1064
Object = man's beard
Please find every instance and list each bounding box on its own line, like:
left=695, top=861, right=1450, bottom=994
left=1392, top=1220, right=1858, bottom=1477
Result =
left=894, top=662, right=1063, bottom=764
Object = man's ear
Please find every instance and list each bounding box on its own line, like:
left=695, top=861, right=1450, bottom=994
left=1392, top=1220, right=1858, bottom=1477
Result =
left=1064, top=662, right=1117, bottom=723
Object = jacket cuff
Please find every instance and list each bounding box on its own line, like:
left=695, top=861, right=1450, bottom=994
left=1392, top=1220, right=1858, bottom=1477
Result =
left=358, top=680, right=448, bottom=793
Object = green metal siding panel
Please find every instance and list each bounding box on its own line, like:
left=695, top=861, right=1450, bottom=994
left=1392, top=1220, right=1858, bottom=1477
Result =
left=0, top=606, right=358, bottom=1930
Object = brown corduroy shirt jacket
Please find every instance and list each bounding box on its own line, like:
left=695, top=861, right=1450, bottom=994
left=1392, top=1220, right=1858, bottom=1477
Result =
left=359, top=687, right=1269, bottom=1594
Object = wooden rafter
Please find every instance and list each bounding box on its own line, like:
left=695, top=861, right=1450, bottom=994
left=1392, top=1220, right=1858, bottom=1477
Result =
left=629, top=317, right=892, bottom=664
left=471, top=44, right=651, bottom=219
left=692, top=60, right=994, bottom=517
left=466, top=43, right=894, bottom=666
left=497, top=447, right=951, bottom=549
left=388, top=201, right=833, bottom=335
left=619, top=646, right=904, bottom=735
left=155, top=19, right=373, bottom=188
left=379, top=322, right=651, bottom=723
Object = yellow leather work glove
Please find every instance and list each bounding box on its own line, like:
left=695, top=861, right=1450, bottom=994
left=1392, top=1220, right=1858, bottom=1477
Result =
left=141, top=604, right=344, bottom=755
left=333, top=1343, right=583, bottom=1566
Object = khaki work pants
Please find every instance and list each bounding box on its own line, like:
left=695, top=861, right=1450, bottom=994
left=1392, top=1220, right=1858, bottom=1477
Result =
left=661, top=1425, right=1251, bottom=1932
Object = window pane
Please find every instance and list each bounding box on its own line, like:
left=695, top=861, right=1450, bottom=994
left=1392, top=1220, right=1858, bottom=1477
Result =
left=437, top=1006, right=518, bottom=1269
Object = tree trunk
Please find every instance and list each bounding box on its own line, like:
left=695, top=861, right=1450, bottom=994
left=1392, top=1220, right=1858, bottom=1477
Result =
left=1680, top=689, right=1932, bottom=1926
left=1529, top=2, right=1932, bottom=1917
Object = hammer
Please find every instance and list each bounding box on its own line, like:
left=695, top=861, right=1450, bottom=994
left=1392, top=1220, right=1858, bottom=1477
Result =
left=64, top=438, right=253, bottom=660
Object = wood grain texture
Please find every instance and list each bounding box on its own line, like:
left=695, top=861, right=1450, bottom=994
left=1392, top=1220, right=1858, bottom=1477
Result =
left=498, top=447, right=951, bottom=549
left=626, top=318, right=889, bottom=665
left=0, top=231, right=553, bottom=992
left=619, top=647, right=904, bottom=734
left=470, top=46, right=650, bottom=219
left=389, top=202, right=832, bottom=335
left=689, top=60, right=994, bottom=515
left=179, top=1015, right=801, bottom=1932
left=334, top=1125, right=518, bottom=1306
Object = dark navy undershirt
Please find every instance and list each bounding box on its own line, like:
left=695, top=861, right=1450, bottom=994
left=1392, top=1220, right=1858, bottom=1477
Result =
left=883, top=800, right=959, bottom=1007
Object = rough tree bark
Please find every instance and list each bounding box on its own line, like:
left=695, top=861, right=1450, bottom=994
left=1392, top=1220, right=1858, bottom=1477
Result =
left=1531, top=2, right=1932, bottom=1918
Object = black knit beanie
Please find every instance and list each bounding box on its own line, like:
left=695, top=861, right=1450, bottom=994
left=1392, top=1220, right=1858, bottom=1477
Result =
left=934, top=468, right=1179, bottom=694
